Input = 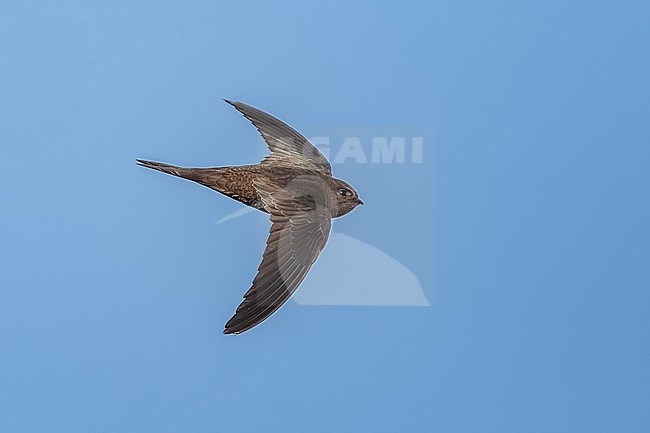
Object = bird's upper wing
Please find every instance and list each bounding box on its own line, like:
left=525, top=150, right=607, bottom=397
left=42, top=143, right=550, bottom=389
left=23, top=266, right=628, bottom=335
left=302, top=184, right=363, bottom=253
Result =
left=225, top=100, right=332, bottom=174
left=223, top=175, right=332, bottom=334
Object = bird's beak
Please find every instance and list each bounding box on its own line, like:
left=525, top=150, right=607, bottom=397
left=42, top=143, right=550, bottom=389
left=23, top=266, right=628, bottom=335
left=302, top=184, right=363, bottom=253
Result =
left=357, top=198, right=364, bottom=206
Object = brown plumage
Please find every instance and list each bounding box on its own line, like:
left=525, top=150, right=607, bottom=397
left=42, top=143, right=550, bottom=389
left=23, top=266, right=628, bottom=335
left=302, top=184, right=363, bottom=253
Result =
left=137, top=100, right=363, bottom=334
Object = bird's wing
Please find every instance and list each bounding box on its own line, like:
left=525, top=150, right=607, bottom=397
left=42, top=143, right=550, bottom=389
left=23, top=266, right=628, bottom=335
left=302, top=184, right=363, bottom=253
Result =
left=223, top=175, right=332, bottom=334
left=225, top=100, right=332, bottom=174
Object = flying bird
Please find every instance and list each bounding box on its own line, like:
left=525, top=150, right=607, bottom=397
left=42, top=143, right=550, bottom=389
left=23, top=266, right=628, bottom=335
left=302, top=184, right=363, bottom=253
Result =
left=137, top=100, right=363, bottom=334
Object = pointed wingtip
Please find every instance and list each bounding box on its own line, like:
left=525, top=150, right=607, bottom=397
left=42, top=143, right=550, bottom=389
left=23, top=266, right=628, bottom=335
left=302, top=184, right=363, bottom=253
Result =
left=223, top=326, right=239, bottom=335
left=224, top=99, right=255, bottom=113
left=224, top=99, right=246, bottom=113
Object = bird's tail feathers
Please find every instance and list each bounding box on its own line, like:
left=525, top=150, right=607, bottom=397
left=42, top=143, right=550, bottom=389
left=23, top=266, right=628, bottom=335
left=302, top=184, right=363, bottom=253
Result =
left=136, top=159, right=221, bottom=186
left=136, top=159, right=186, bottom=177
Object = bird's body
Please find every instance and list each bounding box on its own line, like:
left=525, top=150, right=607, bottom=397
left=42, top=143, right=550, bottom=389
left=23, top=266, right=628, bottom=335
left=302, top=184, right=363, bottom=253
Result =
left=135, top=162, right=358, bottom=218
left=137, top=100, right=362, bottom=334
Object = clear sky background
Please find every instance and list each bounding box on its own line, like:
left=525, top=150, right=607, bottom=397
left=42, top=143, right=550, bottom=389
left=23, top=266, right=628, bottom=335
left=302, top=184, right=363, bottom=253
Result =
left=1, top=1, right=649, bottom=432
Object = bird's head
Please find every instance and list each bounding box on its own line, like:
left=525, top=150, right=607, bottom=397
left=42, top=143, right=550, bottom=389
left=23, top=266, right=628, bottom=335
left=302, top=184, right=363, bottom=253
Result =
left=331, top=178, right=363, bottom=217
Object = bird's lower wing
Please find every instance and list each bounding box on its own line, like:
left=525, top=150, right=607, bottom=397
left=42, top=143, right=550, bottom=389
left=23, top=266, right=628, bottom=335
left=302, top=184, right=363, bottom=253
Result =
left=223, top=177, right=332, bottom=334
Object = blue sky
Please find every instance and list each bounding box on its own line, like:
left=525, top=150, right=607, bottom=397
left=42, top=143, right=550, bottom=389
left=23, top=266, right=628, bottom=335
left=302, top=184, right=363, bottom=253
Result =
left=1, top=1, right=649, bottom=432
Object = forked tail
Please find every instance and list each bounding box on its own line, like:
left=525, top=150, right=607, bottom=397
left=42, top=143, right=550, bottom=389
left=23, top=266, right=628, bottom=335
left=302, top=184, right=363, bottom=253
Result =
left=136, top=159, right=186, bottom=177
left=135, top=159, right=215, bottom=185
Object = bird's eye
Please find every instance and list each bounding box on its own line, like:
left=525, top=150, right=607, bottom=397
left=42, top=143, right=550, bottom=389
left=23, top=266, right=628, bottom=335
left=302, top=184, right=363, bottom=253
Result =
left=338, top=188, right=351, bottom=197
